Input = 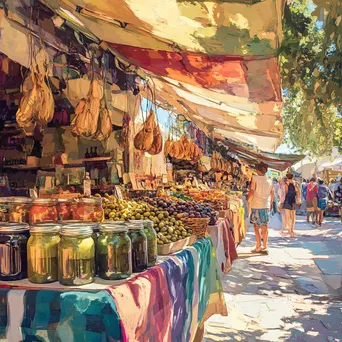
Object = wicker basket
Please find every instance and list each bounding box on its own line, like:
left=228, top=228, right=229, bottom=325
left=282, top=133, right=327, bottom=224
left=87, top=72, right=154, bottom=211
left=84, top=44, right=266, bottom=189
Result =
left=182, top=217, right=210, bottom=238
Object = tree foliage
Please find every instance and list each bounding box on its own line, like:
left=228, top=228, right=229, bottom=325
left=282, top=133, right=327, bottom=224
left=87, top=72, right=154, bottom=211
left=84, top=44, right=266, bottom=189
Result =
left=280, top=0, right=342, bottom=157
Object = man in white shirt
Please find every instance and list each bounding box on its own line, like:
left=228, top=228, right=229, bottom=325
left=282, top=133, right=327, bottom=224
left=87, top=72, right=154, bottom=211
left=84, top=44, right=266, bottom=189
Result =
left=247, top=162, right=274, bottom=254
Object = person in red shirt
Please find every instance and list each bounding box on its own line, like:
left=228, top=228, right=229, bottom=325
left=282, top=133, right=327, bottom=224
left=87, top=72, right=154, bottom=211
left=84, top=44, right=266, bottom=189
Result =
left=306, top=177, right=318, bottom=226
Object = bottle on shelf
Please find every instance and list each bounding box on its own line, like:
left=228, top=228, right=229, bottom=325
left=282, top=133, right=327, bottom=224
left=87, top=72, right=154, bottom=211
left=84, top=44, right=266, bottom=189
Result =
left=94, top=147, right=98, bottom=158
left=85, top=148, right=90, bottom=159
left=90, top=147, right=95, bottom=158
left=83, top=172, right=91, bottom=196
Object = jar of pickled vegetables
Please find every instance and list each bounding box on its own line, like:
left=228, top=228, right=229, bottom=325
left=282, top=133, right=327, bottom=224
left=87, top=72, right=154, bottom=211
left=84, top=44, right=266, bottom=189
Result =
left=0, top=223, right=29, bottom=280
left=143, top=220, right=157, bottom=267
left=27, top=223, right=61, bottom=283
left=127, top=221, right=148, bottom=272
left=58, top=225, right=95, bottom=286
left=0, top=197, right=10, bottom=222
left=29, top=198, right=58, bottom=224
left=56, top=199, right=74, bottom=220
left=74, top=198, right=104, bottom=222
left=97, top=222, right=132, bottom=280
left=9, top=197, right=31, bottom=223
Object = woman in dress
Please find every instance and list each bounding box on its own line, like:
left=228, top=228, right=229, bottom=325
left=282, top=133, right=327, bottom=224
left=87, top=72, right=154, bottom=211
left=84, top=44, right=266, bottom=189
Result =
left=281, top=173, right=301, bottom=237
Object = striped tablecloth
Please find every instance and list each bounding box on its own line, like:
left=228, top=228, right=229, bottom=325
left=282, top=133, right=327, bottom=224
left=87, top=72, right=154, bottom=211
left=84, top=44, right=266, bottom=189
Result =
left=207, top=218, right=238, bottom=278
left=0, top=237, right=227, bottom=342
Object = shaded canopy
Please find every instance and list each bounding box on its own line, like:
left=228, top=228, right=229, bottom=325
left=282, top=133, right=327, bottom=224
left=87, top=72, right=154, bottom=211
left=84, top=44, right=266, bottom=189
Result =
left=219, top=139, right=305, bottom=171
left=38, top=0, right=285, bottom=151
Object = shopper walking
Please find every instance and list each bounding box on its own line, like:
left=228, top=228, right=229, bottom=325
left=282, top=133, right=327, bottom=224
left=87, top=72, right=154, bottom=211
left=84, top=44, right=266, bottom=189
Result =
left=281, top=173, right=301, bottom=237
left=334, top=178, right=342, bottom=222
left=317, top=178, right=332, bottom=226
left=247, top=162, right=274, bottom=254
left=306, top=177, right=318, bottom=226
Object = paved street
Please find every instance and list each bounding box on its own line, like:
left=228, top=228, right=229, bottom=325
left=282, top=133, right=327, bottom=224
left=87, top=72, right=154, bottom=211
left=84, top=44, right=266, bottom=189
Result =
left=204, top=217, right=342, bottom=342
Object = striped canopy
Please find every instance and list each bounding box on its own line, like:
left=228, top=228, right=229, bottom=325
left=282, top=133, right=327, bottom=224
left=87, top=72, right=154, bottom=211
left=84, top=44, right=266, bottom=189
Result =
left=7, top=0, right=285, bottom=150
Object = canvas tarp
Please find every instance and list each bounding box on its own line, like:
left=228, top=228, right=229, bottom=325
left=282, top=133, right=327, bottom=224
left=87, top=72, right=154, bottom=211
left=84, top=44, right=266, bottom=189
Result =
left=2, top=0, right=285, bottom=151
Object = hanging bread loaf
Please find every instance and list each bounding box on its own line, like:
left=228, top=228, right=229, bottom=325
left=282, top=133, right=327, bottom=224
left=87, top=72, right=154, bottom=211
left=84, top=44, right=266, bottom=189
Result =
left=71, top=78, right=103, bottom=139
left=148, top=121, right=163, bottom=155
left=134, top=109, right=155, bottom=151
left=94, top=97, right=112, bottom=141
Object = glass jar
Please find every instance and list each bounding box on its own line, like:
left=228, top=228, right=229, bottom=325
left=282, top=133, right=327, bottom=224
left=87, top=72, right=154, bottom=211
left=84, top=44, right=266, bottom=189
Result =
left=97, top=222, right=132, bottom=280
left=143, top=220, right=157, bottom=267
left=0, top=198, right=10, bottom=222
left=58, top=225, right=95, bottom=286
left=0, top=223, right=30, bottom=280
left=29, top=199, right=58, bottom=224
left=27, top=223, right=61, bottom=283
left=127, top=221, right=148, bottom=272
left=9, top=197, right=31, bottom=223
left=74, top=198, right=104, bottom=222
left=56, top=199, right=74, bottom=221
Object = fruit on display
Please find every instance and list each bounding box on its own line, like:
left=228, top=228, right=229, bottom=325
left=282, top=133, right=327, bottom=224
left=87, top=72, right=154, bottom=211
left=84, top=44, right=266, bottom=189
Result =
left=102, top=196, right=192, bottom=245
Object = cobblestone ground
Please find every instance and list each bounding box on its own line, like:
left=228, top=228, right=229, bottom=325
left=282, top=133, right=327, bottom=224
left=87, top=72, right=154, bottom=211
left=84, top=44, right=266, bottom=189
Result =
left=204, top=217, right=342, bottom=342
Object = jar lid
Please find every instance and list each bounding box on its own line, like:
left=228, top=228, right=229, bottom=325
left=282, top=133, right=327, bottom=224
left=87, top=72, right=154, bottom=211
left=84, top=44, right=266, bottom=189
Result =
left=0, top=197, right=10, bottom=203
left=10, top=197, right=32, bottom=204
left=143, top=220, right=154, bottom=228
left=0, top=223, right=29, bottom=233
left=78, top=197, right=102, bottom=204
left=57, top=198, right=73, bottom=203
left=61, top=225, right=93, bottom=237
left=61, top=221, right=98, bottom=229
left=31, top=223, right=61, bottom=233
left=32, top=198, right=57, bottom=205
left=99, top=221, right=127, bottom=233
left=128, top=220, right=144, bottom=230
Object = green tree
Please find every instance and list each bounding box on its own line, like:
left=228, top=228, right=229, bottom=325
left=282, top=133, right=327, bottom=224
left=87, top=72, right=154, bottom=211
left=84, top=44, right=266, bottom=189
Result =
left=280, top=0, right=342, bottom=156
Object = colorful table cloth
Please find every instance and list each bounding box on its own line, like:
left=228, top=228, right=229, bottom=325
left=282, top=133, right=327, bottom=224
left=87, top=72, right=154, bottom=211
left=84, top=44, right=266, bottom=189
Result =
left=0, top=237, right=226, bottom=342
left=207, top=219, right=238, bottom=278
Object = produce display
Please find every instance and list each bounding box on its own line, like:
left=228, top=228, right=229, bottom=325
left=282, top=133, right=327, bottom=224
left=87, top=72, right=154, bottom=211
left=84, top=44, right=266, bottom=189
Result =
left=144, top=197, right=218, bottom=226
left=102, top=196, right=192, bottom=245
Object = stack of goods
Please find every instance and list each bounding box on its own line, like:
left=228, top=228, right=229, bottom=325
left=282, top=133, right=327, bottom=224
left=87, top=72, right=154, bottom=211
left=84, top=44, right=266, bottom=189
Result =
left=164, top=134, right=202, bottom=164
left=0, top=220, right=157, bottom=285
left=101, top=196, right=193, bottom=250
left=190, top=190, right=229, bottom=211
left=210, top=151, right=232, bottom=172
left=0, top=196, right=104, bottom=224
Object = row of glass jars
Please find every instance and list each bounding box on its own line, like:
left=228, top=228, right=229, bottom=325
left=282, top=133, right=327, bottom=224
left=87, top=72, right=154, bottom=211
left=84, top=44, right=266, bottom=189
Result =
left=0, top=220, right=157, bottom=286
left=0, top=197, right=104, bottom=224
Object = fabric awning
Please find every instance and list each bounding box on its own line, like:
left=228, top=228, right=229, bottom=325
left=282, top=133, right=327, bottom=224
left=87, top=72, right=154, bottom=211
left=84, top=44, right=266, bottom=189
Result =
left=37, top=0, right=285, bottom=151
left=219, top=139, right=305, bottom=171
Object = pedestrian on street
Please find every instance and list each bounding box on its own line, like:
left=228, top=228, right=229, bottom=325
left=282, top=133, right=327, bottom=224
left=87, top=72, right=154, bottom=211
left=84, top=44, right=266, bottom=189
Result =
left=247, top=162, right=274, bottom=254
left=281, top=173, right=301, bottom=237
left=306, top=177, right=318, bottom=226
left=334, top=178, right=342, bottom=222
left=317, top=178, right=332, bottom=226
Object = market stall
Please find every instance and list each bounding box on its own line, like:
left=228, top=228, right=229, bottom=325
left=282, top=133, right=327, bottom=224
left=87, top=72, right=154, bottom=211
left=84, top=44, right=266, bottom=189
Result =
left=0, top=237, right=226, bottom=342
